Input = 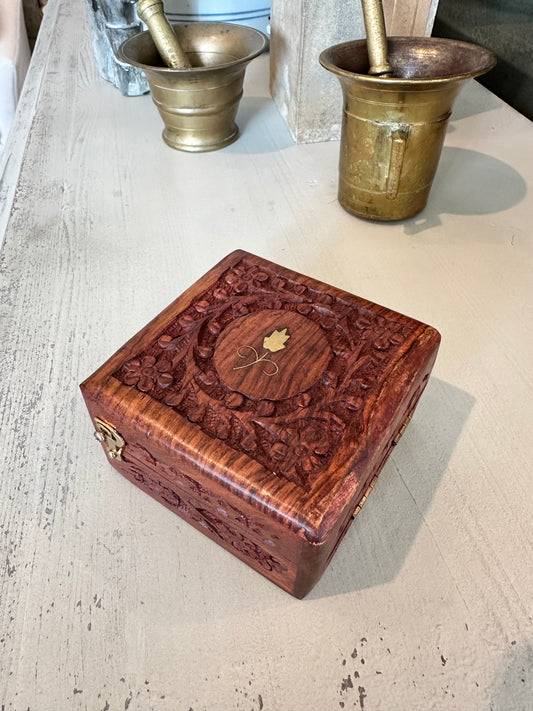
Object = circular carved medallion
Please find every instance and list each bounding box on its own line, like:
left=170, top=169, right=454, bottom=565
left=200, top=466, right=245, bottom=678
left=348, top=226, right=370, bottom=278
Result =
left=213, top=309, right=331, bottom=401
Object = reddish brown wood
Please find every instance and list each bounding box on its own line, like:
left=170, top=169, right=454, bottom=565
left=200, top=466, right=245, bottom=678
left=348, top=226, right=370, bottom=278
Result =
left=80, top=250, right=441, bottom=598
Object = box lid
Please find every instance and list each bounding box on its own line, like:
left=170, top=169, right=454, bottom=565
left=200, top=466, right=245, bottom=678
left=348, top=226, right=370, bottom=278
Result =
left=82, top=250, right=440, bottom=544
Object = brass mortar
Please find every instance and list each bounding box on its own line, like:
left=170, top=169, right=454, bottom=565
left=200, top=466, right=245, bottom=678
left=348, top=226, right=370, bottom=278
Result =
left=118, top=22, right=268, bottom=152
left=320, top=37, right=496, bottom=221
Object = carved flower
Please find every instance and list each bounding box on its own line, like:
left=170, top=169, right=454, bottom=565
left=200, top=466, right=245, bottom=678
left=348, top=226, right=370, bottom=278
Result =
left=231, top=538, right=285, bottom=572
left=123, top=355, right=173, bottom=392
left=355, top=314, right=406, bottom=351
left=268, top=420, right=333, bottom=475
left=224, top=265, right=269, bottom=294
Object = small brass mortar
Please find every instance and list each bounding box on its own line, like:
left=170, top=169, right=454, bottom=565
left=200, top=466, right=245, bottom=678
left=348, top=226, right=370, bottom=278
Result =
left=118, top=22, right=268, bottom=152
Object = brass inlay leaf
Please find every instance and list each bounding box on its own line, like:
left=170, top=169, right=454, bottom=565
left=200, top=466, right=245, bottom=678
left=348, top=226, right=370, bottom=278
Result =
left=263, top=328, right=290, bottom=353
left=233, top=328, right=291, bottom=376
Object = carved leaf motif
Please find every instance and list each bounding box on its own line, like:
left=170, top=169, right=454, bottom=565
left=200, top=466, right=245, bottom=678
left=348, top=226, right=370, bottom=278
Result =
left=179, top=314, right=197, bottom=328
left=374, top=335, right=392, bottom=351
left=256, top=400, right=275, bottom=417
left=270, top=300, right=283, bottom=311
left=301, top=453, right=320, bottom=473
left=164, top=389, right=183, bottom=407
left=270, top=277, right=285, bottom=291
left=202, top=404, right=228, bottom=440
left=196, top=370, right=218, bottom=387
left=271, top=441, right=289, bottom=460
left=157, top=334, right=174, bottom=349
left=157, top=334, right=188, bottom=352
left=319, top=317, right=336, bottom=330
left=226, top=392, right=244, bottom=409
left=228, top=413, right=245, bottom=445
left=313, top=438, right=331, bottom=456
left=234, top=303, right=249, bottom=317
left=322, top=371, right=337, bottom=388
left=115, top=257, right=418, bottom=489
left=296, top=393, right=311, bottom=408
left=330, top=326, right=353, bottom=356
left=208, top=320, right=221, bottom=336
left=195, top=345, right=213, bottom=360
left=194, top=300, right=211, bottom=313
left=179, top=385, right=199, bottom=415
left=263, top=328, right=290, bottom=353
left=241, top=432, right=257, bottom=452
left=297, top=303, right=313, bottom=315
left=225, top=268, right=243, bottom=285
left=157, top=372, right=174, bottom=389
left=156, top=355, right=173, bottom=372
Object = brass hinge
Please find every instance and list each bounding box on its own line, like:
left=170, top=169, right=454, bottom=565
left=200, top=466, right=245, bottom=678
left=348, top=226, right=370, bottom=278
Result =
left=351, top=472, right=379, bottom=519
left=392, top=410, right=413, bottom=446
left=93, top=417, right=126, bottom=461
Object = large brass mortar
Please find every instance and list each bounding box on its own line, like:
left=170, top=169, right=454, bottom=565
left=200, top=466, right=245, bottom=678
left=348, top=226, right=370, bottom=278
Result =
left=320, top=37, right=496, bottom=221
left=118, top=22, right=267, bottom=152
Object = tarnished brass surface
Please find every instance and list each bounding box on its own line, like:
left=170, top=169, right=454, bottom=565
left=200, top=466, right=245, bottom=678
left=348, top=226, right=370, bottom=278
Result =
left=118, top=22, right=267, bottom=152
left=319, top=37, right=496, bottom=220
left=360, top=0, right=392, bottom=76
left=137, top=0, right=191, bottom=69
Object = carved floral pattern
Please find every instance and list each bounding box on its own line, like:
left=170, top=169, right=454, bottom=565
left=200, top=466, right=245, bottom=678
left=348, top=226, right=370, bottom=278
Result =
left=114, top=257, right=416, bottom=490
left=255, top=415, right=345, bottom=480
left=122, top=355, right=174, bottom=392
left=123, top=443, right=286, bottom=574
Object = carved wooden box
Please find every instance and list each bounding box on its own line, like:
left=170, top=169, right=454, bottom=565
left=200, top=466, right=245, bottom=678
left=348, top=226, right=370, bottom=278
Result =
left=80, top=250, right=440, bottom=598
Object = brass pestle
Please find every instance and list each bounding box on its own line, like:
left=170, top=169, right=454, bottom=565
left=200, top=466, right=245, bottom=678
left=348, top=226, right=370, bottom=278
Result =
left=360, top=0, right=392, bottom=76
left=136, top=0, right=192, bottom=69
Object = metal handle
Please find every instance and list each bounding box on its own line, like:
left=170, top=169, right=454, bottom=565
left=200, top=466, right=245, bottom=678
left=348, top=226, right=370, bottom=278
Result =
left=137, top=0, right=191, bottom=69
left=386, top=128, right=408, bottom=200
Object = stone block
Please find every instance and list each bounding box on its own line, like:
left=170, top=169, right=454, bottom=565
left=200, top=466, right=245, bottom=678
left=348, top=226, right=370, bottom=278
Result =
left=270, top=0, right=440, bottom=143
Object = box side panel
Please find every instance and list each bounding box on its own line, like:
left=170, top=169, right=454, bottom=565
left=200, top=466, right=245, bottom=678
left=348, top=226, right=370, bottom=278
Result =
left=291, top=326, right=440, bottom=597
left=120, top=442, right=298, bottom=593
left=309, top=322, right=441, bottom=542
left=81, top=383, right=309, bottom=596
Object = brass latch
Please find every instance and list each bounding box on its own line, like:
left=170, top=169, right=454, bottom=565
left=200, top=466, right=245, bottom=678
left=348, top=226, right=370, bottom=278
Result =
left=93, top=417, right=125, bottom=461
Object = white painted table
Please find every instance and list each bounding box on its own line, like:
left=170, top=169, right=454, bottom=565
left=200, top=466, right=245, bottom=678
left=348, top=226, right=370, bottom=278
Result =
left=1, top=1, right=532, bottom=709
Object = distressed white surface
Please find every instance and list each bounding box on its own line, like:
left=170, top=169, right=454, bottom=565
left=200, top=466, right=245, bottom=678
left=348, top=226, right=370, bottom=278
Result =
left=1, top=0, right=532, bottom=709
